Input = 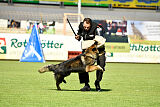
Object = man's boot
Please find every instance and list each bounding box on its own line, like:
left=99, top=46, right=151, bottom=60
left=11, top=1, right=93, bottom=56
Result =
left=95, top=80, right=101, bottom=91
left=80, top=83, right=91, bottom=91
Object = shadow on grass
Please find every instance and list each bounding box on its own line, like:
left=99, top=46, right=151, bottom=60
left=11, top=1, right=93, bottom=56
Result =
left=48, top=88, right=112, bottom=92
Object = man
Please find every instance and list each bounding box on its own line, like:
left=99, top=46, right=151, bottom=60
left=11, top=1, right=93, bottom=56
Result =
left=75, top=18, right=106, bottom=91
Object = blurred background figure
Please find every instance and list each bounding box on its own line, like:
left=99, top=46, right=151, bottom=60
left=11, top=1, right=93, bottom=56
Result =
left=26, top=20, right=30, bottom=31
left=8, top=0, right=13, bottom=5
left=7, top=19, right=11, bottom=28
left=39, top=22, right=44, bottom=34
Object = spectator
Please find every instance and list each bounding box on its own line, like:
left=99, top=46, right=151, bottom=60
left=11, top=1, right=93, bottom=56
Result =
left=39, top=22, right=44, bottom=34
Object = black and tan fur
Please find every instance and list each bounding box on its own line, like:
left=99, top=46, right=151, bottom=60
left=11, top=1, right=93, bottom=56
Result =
left=38, top=41, right=104, bottom=90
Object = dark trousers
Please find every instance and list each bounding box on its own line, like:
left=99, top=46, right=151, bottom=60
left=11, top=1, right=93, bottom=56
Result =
left=78, top=51, right=106, bottom=84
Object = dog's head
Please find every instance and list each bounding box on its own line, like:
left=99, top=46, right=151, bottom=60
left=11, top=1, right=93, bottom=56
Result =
left=85, top=41, right=99, bottom=57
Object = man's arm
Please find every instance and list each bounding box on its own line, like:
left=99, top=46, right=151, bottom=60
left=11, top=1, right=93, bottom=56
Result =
left=75, top=22, right=83, bottom=41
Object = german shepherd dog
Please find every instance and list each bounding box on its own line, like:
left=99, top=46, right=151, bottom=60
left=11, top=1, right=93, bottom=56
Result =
left=38, top=41, right=104, bottom=90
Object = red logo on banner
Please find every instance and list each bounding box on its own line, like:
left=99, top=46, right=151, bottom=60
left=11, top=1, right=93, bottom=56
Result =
left=0, top=38, right=7, bottom=54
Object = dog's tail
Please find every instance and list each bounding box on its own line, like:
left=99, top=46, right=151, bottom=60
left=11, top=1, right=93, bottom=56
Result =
left=38, top=64, right=67, bottom=84
left=38, top=64, right=56, bottom=73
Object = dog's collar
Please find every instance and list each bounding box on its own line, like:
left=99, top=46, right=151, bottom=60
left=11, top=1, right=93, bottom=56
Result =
left=84, top=54, right=96, bottom=59
left=81, top=54, right=96, bottom=65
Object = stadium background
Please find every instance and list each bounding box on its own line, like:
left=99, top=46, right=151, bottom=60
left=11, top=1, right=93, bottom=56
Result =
left=1, top=0, right=160, bottom=8
left=0, top=1, right=160, bottom=63
left=0, top=1, right=160, bottom=107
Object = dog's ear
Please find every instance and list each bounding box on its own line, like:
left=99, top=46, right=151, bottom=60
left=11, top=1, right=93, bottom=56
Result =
left=47, top=64, right=53, bottom=70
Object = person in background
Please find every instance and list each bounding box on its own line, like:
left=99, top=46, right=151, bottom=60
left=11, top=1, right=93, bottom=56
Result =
left=7, top=19, right=11, bottom=28
left=39, top=22, right=44, bottom=34
left=26, top=20, right=30, bottom=31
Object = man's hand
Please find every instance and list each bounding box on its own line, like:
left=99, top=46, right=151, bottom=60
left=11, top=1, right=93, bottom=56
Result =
left=75, top=35, right=80, bottom=40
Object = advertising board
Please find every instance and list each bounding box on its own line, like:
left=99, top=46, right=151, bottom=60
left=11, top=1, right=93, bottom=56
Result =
left=0, top=33, right=81, bottom=60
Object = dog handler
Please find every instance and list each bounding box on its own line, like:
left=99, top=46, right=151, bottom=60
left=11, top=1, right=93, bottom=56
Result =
left=75, top=18, right=106, bottom=91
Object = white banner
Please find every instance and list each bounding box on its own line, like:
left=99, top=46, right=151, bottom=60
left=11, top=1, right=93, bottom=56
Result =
left=0, top=33, right=81, bottom=60
left=106, top=44, right=160, bottom=63
left=127, top=21, right=160, bottom=41
left=1, top=33, right=160, bottom=63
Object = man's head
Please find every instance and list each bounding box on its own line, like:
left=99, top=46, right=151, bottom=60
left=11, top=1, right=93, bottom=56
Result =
left=83, top=18, right=92, bottom=31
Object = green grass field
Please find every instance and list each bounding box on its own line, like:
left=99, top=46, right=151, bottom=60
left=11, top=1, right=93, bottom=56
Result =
left=0, top=61, right=160, bottom=107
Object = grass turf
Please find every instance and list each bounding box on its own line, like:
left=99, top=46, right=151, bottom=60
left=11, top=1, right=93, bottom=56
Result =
left=0, top=61, right=160, bottom=107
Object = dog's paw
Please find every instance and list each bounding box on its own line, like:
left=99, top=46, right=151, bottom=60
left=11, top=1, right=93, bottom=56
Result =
left=57, top=87, right=61, bottom=90
left=63, top=79, right=67, bottom=83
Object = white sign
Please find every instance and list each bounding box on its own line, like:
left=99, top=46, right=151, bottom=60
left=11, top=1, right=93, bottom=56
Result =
left=106, top=44, right=160, bottom=63
left=0, top=33, right=81, bottom=60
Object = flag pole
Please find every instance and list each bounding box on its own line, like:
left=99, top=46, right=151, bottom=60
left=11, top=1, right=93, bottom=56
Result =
left=78, top=0, right=81, bottom=24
